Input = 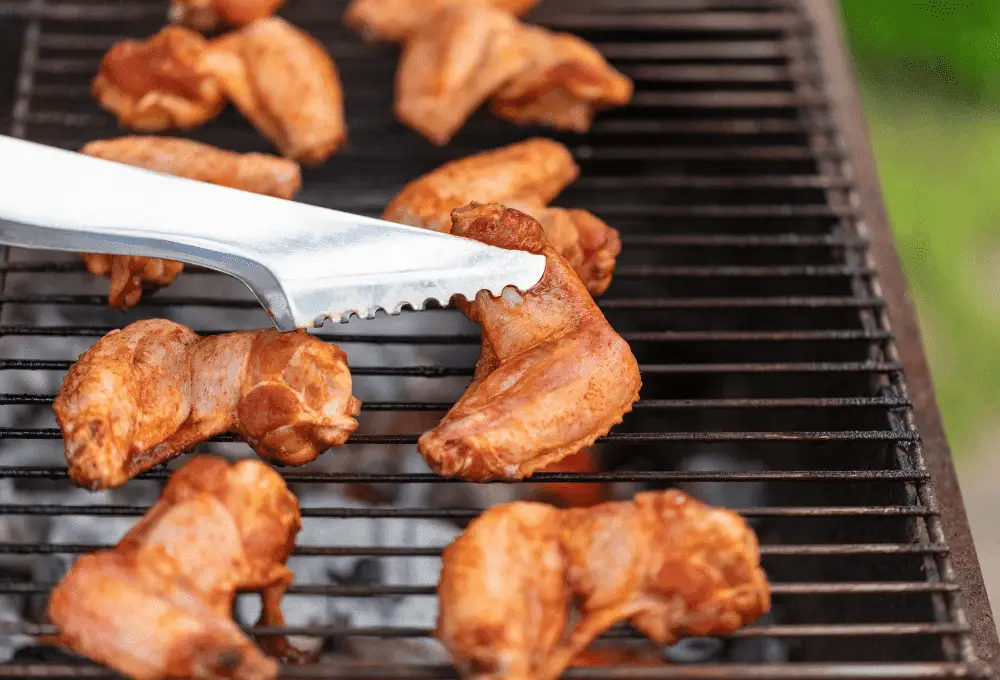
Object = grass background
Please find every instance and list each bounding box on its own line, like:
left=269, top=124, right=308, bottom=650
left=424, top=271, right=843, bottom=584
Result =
left=840, top=2, right=1000, bottom=460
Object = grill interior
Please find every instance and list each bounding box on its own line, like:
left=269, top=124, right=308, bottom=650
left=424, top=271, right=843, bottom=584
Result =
left=0, top=0, right=992, bottom=677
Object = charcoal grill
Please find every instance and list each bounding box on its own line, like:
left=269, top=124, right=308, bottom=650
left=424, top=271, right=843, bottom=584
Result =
left=0, top=0, right=996, bottom=678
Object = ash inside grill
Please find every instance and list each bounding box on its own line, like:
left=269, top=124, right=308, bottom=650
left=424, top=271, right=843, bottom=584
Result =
left=0, top=0, right=990, bottom=678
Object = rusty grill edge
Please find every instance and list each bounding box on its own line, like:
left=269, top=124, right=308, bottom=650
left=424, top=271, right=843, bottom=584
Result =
left=0, top=0, right=997, bottom=678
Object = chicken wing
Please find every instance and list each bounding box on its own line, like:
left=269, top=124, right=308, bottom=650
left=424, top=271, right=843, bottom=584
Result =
left=381, top=139, right=620, bottom=295
left=93, top=26, right=225, bottom=131
left=417, top=204, right=640, bottom=481
left=77, top=136, right=302, bottom=309
left=171, top=0, right=287, bottom=32
left=436, top=490, right=770, bottom=680
left=54, top=319, right=361, bottom=490
left=490, top=27, right=634, bottom=133
left=344, top=0, right=540, bottom=43
left=48, top=456, right=304, bottom=680
left=393, top=4, right=632, bottom=143
left=201, top=18, right=346, bottom=164
left=394, top=4, right=528, bottom=146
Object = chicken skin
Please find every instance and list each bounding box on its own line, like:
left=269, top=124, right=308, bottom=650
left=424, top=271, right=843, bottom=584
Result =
left=78, top=136, right=302, bottom=309
left=382, top=139, right=620, bottom=296
left=490, top=27, right=634, bottom=133
left=344, top=0, right=540, bottom=44
left=54, top=319, right=361, bottom=490
left=93, top=26, right=225, bottom=131
left=171, top=0, right=287, bottom=32
left=202, top=18, right=347, bottom=165
left=393, top=4, right=632, bottom=144
left=417, top=204, right=640, bottom=481
left=48, top=456, right=305, bottom=680
left=395, top=4, right=528, bottom=146
left=436, top=490, right=770, bottom=680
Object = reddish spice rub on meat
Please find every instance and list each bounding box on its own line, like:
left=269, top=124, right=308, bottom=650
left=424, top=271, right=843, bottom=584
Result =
left=93, top=26, right=225, bottom=131
left=54, top=319, right=360, bottom=490
left=417, top=204, right=640, bottom=481
left=344, top=0, right=541, bottom=44
left=171, top=0, right=288, bottom=32
left=78, top=136, right=301, bottom=309
left=436, top=490, right=771, bottom=680
left=382, top=139, right=620, bottom=296
left=48, top=456, right=307, bottom=680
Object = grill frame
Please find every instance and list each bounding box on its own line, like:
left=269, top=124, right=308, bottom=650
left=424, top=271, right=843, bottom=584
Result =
left=0, top=0, right=996, bottom=677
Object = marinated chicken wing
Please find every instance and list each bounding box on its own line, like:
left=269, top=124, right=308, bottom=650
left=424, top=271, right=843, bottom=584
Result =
left=382, top=139, right=620, bottom=295
left=344, top=0, right=540, bottom=43
left=437, top=490, right=770, bottom=680
left=54, top=319, right=361, bottom=490
left=171, top=0, right=287, bottom=32
left=202, top=18, right=346, bottom=164
left=394, top=4, right=632, bottom=143
left=490, top=27, right=634, bottom=133
left=417, top=204, right=640, bottom=481
left=395, top=4, right=528, bottom=146
left=93, top=26, right=225, bottom=131
left=78, top=136, right=301, bottom=308
left=48, top=456, right=305, bottom=680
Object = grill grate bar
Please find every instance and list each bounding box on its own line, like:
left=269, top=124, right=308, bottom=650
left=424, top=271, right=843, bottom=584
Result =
left=0, top=504, right=935, bottom=519
left=0, top=467, right=932, bottom=483
left=0, top=394, right=911, bottom=410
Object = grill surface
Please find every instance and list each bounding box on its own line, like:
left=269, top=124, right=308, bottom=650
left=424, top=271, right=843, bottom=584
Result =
left=0, top=0, right=997, bottom=678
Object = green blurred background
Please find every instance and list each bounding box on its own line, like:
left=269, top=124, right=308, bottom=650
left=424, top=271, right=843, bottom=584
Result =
left=840, top=1, right=1000, bottom=464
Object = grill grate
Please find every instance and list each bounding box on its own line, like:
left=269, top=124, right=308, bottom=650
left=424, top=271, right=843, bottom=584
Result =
left=0, top=0, right=997, bottom=678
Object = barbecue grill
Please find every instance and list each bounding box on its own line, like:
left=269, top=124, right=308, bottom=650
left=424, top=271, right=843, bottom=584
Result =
left=0, top=0, right=996, bottom=677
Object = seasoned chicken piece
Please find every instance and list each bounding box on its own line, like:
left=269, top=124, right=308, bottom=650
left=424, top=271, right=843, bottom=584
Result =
left=382, top=139, right=578, bottom=233
left=93, top=26, right=225, bottom=131
left=77, top=136, right=301, bottom=309
left=54, top=319, right=361, bottom=490
left=395, top=4, right=529, bottom=146
left=437, top=490, right=770, bottom=680
left=202, top=18, right=346, bottom=164
left=48, top=456, right=305, bottom=680
left=344, top=0, right=540, bottom=43
left=491, top=27, right=634, bottom=133
left=171, top=0, right=287, bottom=32
left=437, top=502, right=568, bottom=680
left=418, top=204, right=640, bottom=481
left=382, top=139, right=620, bottom=295
left=528, top=448, right=607, bottom=508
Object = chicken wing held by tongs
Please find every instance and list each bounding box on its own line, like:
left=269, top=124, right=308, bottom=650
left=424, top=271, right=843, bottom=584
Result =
left=382, top=139, right=621, bottom=296
left=54, top=319, right=360, bottom=490
left=78, top=136, right=301, bottom=309
left=417, top=203, right=640, bottom=481
left=436, top=490, right=771, bottom=680
left=48, top=456, right=306, bottom=680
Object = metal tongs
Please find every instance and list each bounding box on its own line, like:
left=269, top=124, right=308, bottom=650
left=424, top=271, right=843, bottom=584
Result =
left=0, top=136, right=546, bottom=330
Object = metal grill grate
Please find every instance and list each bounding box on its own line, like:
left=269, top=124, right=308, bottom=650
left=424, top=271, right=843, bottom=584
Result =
left=0, top=0, right=997, bottom=677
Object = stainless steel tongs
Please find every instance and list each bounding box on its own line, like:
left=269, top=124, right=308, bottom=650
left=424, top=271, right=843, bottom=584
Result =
left=0, top=136, right=546, bottom=330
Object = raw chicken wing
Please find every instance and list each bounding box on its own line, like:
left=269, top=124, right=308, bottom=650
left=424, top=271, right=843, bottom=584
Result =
left=48, top=456, right=305, bottom=680
left=417, top=203, right=640, bottom=481
left=78, top=136, right=301, bottom=308
left=393, top=4, right=632, bottom=142
left=171, top=0, right=287, bottom=31
left=395, top=4, right=528, bottom=146
left=202, top=18, right=347, bottom=164
left=93, top=26, right=225, bottom=131
left=382, top=139, right=620, bottom=295
left=436, top=490, right=770, bottom=680
left=54, top=319, right=361, bottom=490
left=491, top=27, right=634, bottom=133
left=344, top=0, right=540, bottom=43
